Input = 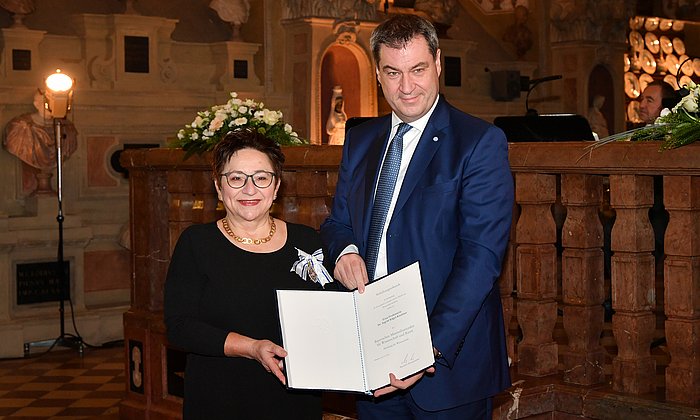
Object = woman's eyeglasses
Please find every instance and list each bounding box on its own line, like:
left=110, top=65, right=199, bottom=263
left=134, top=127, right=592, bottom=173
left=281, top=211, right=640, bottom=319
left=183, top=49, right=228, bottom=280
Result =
left=220, top=170, right=276, bottom=189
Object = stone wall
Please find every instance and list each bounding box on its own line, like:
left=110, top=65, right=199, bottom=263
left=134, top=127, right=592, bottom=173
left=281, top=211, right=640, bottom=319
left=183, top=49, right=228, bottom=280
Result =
left=0, top=3, right=264, bottom=358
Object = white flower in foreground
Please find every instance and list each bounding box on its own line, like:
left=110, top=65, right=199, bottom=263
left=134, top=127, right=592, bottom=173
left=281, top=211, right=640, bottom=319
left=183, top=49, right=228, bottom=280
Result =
left=192, top=116, right=204, bottom=128
left=284, top=123, right=292, bottom=133
left=679, top=94, right=699, bottom=113
left=261, top=108, right=280, bottom=125
left=238, top=106, right=248, bottom=114
left=234, top=117, right=248, bottom=126
left=209, top=117, right=225, bottom=133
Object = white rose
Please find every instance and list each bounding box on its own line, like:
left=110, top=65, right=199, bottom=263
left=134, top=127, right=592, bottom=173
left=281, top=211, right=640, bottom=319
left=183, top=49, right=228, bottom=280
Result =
left=261, top=108, right=280, bottom=125
left=284, top=123, right=292, bottom=133
left=230, top=92, right=238, bottom=98
left=191, top=132, right=199, bottom=140
left=208, top=116, right=225, bottom=132
left=238, top=106, right=248, bottom=114
left=232, top=98, right=242, bottom=106
left=234, top=117, right=248, bottom=126
left=680, top=95, right=698, bottom=113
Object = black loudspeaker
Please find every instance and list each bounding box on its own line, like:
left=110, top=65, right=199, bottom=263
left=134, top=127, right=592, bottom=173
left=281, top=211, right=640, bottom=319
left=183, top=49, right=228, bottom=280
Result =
left=490, top=70, right=521, bottom=101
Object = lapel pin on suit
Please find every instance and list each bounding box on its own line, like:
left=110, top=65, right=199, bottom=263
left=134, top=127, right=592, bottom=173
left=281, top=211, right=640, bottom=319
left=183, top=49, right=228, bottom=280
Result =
left=432, top=136, right=439, bottom=142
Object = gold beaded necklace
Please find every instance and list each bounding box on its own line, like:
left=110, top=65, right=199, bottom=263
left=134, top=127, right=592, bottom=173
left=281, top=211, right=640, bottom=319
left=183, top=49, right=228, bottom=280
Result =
left=221, top=215, right=276, bottom=245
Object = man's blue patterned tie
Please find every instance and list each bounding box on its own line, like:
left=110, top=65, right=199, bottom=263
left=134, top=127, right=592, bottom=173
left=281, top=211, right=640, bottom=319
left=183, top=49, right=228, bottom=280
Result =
left=365, top=122, right=412, bottom=282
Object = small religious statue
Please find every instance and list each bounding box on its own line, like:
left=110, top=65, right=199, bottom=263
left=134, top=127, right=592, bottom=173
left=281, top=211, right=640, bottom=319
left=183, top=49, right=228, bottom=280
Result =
left=3, top=90, right=78, bottom=194
left=326, top=86, right=347, bottom=145
left=587, top=95, right=609, bottom=139
left=0, top=0, right=35, bottom=27
left=209, top=0, right=250, bottom=41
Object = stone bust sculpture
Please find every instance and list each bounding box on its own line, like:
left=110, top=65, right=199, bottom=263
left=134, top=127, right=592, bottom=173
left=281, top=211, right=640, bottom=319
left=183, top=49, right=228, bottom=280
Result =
left=209, top=0, right=250, bottom=41
left=0, top=0, right=35, bottom=27
left=3, top=90, right=78, bottom=172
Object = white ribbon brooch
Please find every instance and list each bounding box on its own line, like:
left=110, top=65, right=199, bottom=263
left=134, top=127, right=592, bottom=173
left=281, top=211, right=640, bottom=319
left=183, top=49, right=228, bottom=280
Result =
left=290, top=248, right=333, bottom=287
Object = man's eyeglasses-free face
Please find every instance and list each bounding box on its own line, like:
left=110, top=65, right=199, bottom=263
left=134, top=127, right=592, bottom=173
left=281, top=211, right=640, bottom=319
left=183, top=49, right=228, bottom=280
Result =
left=220, top=170, right=276, bottom=189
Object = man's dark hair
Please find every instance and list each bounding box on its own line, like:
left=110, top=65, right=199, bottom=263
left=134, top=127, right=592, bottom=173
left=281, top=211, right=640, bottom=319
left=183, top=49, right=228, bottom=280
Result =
left=370, top=14, right=439, bottom=64
left=647, top=80, right=682, bottom=109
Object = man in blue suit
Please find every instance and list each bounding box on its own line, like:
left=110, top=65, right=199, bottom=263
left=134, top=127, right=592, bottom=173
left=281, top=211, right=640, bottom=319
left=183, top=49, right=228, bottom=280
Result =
left=320, top=14, right=513, bottom=419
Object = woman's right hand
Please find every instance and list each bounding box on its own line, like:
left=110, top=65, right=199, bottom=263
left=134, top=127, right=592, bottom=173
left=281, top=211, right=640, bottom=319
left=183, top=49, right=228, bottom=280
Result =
left=224, top=332, right=288, bottom=384
left=250, top=339, right=288, bottom=384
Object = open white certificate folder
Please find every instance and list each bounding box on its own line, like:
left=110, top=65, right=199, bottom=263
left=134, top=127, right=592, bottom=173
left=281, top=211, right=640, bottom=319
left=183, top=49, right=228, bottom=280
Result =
left=276, top=261, right=434, bottom=393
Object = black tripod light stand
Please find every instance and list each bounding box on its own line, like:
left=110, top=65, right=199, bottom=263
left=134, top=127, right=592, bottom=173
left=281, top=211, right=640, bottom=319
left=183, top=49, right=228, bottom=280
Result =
left=23, top=69, right=84, bottom=357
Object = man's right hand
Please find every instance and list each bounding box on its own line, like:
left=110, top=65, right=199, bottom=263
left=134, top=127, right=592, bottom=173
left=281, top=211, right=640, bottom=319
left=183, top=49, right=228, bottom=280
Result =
left=334, top=253, right=369, bottom=293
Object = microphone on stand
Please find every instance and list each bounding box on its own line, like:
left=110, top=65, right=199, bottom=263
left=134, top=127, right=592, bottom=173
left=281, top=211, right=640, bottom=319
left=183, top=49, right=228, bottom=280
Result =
left=525, top=75, right=562, bottom=116
left=528, top=75, right=563, bottom=85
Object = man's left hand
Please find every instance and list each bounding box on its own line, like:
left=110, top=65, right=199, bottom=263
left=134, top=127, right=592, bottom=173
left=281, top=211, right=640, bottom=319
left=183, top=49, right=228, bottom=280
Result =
left=373, top=366, right=436, bottom=398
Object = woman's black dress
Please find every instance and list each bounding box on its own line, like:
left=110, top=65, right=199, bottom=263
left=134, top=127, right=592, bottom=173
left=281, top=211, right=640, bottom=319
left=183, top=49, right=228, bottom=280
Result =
left=164, top=222, right=325, bottom=419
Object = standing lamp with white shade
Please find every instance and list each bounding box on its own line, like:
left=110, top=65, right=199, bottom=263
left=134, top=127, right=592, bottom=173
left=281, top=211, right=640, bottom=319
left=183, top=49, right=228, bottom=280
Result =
left=23, top=69, right=84, bottom=357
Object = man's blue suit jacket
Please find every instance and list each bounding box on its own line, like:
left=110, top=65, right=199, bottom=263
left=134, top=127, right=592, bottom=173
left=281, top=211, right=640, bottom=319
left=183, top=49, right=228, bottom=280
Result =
left=320, top=96, right=514, bottom=411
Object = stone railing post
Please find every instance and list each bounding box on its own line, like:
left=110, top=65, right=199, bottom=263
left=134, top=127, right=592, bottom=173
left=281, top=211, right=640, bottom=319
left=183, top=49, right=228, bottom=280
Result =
left=664, top=175, right=700, bottom=405
left=515, top=173, right=558, bottom=376
left=560, top=174, right=606, bottom=385
left=609, top=174, right=656, bottom=394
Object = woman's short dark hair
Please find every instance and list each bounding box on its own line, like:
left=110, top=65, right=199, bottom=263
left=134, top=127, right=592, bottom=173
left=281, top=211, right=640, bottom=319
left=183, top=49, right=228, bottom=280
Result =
left=212, top=129, right=285, bottom=186
left=370, top=14, right=439, bottom=64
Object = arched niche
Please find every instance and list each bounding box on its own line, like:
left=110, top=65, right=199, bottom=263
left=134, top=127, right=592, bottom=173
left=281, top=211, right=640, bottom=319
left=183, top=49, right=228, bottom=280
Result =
left=315, top=34, right=376, bottom=145
left=321, top=45, right=360, bottom=144
left=587, top=65, right=614, bottom=136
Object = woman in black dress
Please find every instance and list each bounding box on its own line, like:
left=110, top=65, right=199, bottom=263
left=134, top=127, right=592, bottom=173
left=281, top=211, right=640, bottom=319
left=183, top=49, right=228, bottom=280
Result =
left=164, top=129, right=331, bottom=419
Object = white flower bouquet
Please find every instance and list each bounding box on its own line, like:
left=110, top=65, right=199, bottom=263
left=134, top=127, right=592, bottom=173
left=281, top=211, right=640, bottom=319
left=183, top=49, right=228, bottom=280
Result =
left=172, top=92, right=306, bottom=158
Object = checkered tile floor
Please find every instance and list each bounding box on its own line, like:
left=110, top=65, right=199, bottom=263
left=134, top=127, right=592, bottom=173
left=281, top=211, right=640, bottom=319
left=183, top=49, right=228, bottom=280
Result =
left=0, top=343, right=123, bottom=419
